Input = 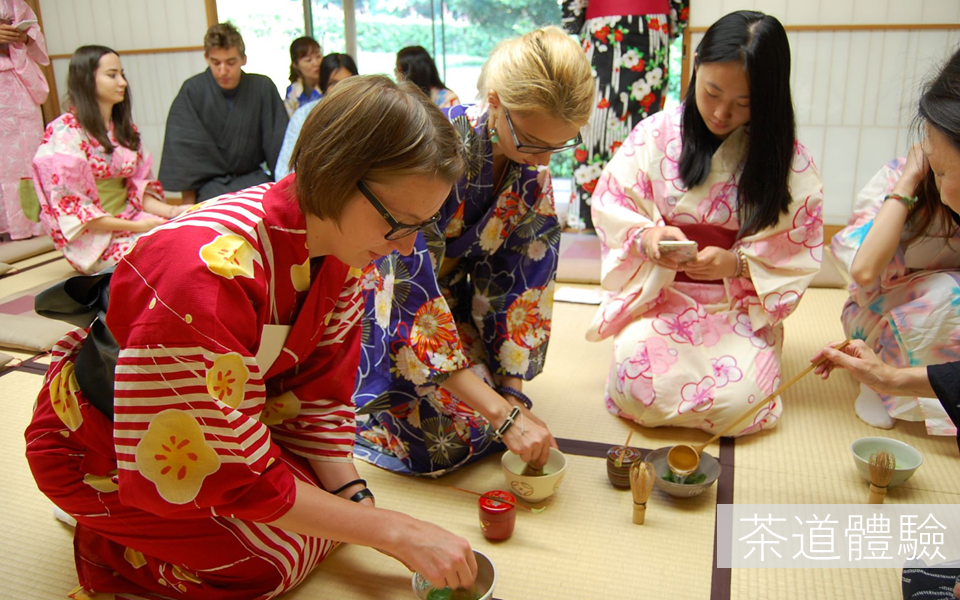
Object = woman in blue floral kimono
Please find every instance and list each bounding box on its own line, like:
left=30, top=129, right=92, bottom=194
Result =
left=354, top=26, right=595, bottom=475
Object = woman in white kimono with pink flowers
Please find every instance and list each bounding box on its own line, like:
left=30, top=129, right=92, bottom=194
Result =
left=588, top=11, right=824, bottom=436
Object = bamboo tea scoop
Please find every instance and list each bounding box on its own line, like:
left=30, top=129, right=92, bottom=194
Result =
left=449, top=486, right=546, bottom=513
left=667, top=340, right=851, bottom=477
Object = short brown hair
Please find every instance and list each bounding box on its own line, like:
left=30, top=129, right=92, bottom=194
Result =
left=204, top=22, right=245, bottom=57
left=291, top=75, right=466, bottom=222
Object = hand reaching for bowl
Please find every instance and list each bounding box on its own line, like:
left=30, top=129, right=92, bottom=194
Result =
left=383, top=517, right=477, bottom=591
left=500, top=405, right=556, bottom=468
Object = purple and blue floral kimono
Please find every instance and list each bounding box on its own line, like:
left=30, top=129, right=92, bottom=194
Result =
left=354, top=104, right=560, bottom=476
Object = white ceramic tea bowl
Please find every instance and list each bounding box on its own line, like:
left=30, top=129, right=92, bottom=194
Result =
left=500, top=447, right=568, bottom=503
left=850, top=437, right=922, bottom=487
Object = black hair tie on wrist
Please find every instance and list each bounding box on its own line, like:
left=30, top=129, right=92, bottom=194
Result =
left=349, top=488, right=375, bottom=503
left=330, top=478, right=366, bottom=496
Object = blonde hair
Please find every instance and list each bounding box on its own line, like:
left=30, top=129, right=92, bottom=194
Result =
left=478, top=26, right=594, bottom=126
left=291, top=75, right=466, bottom=222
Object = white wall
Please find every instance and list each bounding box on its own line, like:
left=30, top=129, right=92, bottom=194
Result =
left=688, top=0, right=960, bottom=224
left=41, top=0, right=209, bottom=175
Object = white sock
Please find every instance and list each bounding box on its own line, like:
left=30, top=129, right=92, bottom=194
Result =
left=855, top=385, right=895, bottom=429
left=53, top=506, right=77, bottom=528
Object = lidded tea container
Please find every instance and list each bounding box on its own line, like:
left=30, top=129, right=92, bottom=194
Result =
left=606, top=446, right=642, bottom=489
left=478, top=490, right=516, bottom=541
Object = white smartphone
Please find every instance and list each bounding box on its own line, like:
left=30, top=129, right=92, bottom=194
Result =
left=658, top=240, right=698, bottom=263
left=15, top=19, right=37, bottom=31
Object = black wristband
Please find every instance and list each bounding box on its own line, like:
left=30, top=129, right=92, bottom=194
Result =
left=330, top=478, right=366, bottom=496
left=490, top=406, right=522, bottom=442
left=349, top=488, right=375, bottom=503
left=498, top=386, right=533, bottom=410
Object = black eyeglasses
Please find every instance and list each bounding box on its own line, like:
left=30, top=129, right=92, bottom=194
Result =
left=357, top=180, right=441, bottom=241
left=502, top=107, right=583, bottom=154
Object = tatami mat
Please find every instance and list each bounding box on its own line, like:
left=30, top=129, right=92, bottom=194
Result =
left=299, top=452, right=717, bottom=599
left=3, top=284, right=958, bottom=599
left=731, top=287, right=960, bottom=600
left=0, top=371, right=77, bottom=600
left=0, top=256, right=74, bottom=298
left=525, top=294, right=721, bottom=457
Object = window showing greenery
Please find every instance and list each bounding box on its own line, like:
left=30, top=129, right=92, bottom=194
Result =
left=217, top=0, right=685, bottom=195
left=217, top=0, right=309, bottom=98
left=311, top=0, right=564, bottom=102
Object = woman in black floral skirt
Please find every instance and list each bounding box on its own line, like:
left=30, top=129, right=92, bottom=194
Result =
left=562, top=0, right=688, bottom=229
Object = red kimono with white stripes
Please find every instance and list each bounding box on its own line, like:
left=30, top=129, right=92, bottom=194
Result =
left=25, top=177, right=363, bottom=599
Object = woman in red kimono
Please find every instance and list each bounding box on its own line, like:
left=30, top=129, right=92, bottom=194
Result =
left=25, top=75, right=477, bottom=599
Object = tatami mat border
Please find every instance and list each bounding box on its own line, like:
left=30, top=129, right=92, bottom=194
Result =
left=0, top=353, right=46, bottom=378
left=712, top=438, right=735, bottom=600
left=0, top=255, right=64, bottom=280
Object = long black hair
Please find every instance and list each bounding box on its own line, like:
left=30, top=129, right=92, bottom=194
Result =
left=288, top=36, right=320, bottom=84
left=67, top=45, right=140, bottom=153
left=908, top=46, right=960, bottom=241
left=396, top=46, right=445, bottom=96
left=679, top=11, right=795, bottom=238
left=319, top=53, right=359, bottom=94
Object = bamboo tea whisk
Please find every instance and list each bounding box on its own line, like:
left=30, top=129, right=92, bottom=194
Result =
left=868, top=450, right=895, bottom=504
left=629, top=461, right=655, bottom=525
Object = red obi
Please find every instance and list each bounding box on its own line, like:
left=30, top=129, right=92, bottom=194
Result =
left=671, top=223, right=739, bottom=284
left=586, top=0, right=671, bottom=19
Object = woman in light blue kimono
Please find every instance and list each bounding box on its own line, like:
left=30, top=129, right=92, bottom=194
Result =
left=831, top=149, right=960, bottom=435
left=354, top=26, right=594, bottom=475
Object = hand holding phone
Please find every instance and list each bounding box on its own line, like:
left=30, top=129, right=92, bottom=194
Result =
left=15, top=19, right=38, bottom=31
left=658, top=240, right=698, bottom=263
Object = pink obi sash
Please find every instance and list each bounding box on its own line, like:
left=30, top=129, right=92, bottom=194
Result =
left=671, top=223, right=738, bottom=284
left=586, top=0, right=670, bottom=19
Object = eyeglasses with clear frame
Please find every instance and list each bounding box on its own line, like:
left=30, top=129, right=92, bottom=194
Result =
left=502, top=107, right=583, bottom=154
left=356, top=180, right=442, bottom=241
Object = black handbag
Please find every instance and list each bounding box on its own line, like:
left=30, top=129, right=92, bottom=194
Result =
left=34, top=267, right=117, bottom=419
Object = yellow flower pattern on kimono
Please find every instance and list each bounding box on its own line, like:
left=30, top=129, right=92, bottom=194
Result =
left=83, top=470, right=119, bottom=493
left=291, top=257, right=311, bottom=292
left=49, top=362, right=83, bottom=431
left=199, top=234, right=256, bottom=280
left=172, top=565, right=203, bottom=585
left=182, top=200, right=209, bottom=214
left=135, top=409, right=220, bottom=505
left=206, top=353, right=249, bottom=409
left=124, top=546, right=147, bottom=568
left=260, top=391, right=301, bottom=425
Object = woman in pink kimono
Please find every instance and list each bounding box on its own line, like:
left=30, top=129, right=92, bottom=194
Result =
left=32, top=45, right=186, bottom=273
left=0, top=0, right=47, bottom=240
left=588, top=11, right=824, bottom=436
left=830, top=149, right=960, bottom=435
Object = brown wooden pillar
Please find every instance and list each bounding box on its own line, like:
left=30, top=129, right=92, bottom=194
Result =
left=23, top=0, right=59, bottom=124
